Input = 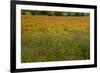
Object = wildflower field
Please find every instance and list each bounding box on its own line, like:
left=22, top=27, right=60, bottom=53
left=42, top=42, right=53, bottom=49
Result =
left=21, top=10, right=90, bottom=63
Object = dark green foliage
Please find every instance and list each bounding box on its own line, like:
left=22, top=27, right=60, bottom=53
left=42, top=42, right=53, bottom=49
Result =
left=21, top=10, right=90, bottom=16
left=40, top=11, right=48, bottom=15
left=54, top=12, right=63, bottom=16
left=31, top=11, right=35, bottom=15
left=21, top=10, right=26, bottom=15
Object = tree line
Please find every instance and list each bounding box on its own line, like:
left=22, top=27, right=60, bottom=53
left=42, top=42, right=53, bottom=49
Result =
left=21, top=10, right=89, bottom=16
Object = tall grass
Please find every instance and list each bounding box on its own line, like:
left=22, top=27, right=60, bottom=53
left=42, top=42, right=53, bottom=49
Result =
left=21, top=31, right=90, bottom=63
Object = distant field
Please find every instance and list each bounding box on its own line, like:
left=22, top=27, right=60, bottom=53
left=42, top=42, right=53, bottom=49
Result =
left=21, top=15, right=90, bottom=63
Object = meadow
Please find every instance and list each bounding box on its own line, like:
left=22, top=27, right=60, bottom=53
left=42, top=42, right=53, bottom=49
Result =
left=21, top=11, right=90, bottom=63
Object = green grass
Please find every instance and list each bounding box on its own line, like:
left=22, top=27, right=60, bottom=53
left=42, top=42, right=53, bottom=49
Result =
left=21, top=31, right=90, bottom=63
